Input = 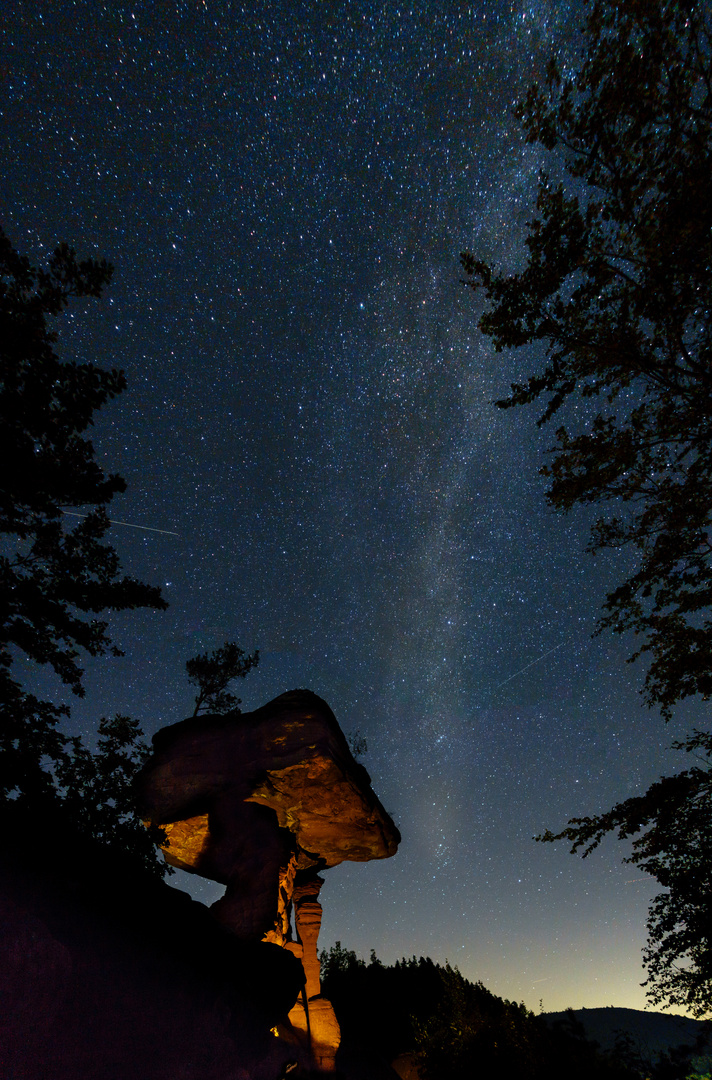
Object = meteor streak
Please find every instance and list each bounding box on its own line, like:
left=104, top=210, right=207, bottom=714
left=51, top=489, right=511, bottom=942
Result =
left=62, top=510, right=179, bottom=537
left=494, top=640, right=567, bottom=690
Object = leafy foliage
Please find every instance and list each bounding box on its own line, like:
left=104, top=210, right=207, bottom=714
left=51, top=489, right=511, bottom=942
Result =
left=462, top=0, right=712, bottom=719
left=538, top=731, right=712, bottom=1017
left=55, top=714, right=168, bottom=878
left=319, top=944, right=674, bottom=1080
left=462, top=0, right=712, bottom=1015
left=0, top=228, right=166, bottom=797
left=414, top=966, right=626, bottom=1080
left=320, top=944, right=466, bottom=1064
left=0, top=681, right=69, bottom=802
left=346, top=729, right=368, bottom=758
left=186, top=640, right=259, bottom=716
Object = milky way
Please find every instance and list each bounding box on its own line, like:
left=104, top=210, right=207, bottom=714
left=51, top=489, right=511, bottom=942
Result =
left=2, top=0, right=701, bottom=1013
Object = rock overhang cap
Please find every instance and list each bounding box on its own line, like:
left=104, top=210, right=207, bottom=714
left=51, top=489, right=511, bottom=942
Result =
left=138, top=689, right=400, bottom=869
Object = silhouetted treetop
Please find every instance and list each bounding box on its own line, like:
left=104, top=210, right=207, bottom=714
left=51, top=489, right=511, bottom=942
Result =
left=186, top=641, right=259, bottom=716
left=462, top=0, right=712, bottom=720
left=462, top=0, right=711, bottom=1019
left=538, top=730, right=712, bottom=1017
left=0, top=228, right=166, bottom=800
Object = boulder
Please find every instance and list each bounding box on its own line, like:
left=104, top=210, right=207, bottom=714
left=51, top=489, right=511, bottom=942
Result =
left=137, top=689, right=401, bottom=1073
left=138, top=689, right=399, bottom=880
left=0, top=801, right=306, bottom=1080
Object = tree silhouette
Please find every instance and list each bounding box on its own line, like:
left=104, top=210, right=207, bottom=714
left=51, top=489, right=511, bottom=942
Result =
left=56, top=714, right=168, bottom=878
left=462, top=0, right=712, bottom=720
left=0, top=228, right=166, bottom=798
left=461, top=0, right=712, bottom=1013
left=319, top=946, right=648, bottom=1080
left=186, top=641, right=259, bottom=716
left=538, top=730, right=712, bottom=1017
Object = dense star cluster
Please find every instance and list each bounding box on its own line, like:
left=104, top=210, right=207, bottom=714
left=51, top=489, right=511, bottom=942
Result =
left=1, top=0, right=702, bottom=1012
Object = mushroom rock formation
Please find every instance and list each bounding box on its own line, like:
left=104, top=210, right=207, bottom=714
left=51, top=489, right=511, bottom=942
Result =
left=137, top=689, right=400, bottom=1072
left=283, top=873, right=344, bottom=1070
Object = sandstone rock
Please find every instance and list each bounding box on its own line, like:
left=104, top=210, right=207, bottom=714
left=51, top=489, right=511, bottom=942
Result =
left=138, top=689, right=400, bottom=944
left=287, top=996, right=342, bottom=1072
left=292, top=874, right=324, bottom=999
left=0, top=802, right=306, bottom=1080
left=139, top=689, right=399, bottom=871
left=392, top=1052, right=423, bottom=1080
left=137, top=689, right=400, bottom=1072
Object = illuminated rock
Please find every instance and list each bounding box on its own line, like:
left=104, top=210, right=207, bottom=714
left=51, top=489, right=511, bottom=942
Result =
left=292, top=874, right=325, bottom=999
left=288, top=996, right=342, bottom=1072
left=392, top=1053, right=423, bottom=1080
left=139, top=689, right=399, bottom=870
left=137, top=689, right=400, bottom=1071
left=284, top=872, right=342, bottom=1069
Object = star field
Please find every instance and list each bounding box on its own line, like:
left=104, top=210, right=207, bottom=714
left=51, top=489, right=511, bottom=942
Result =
left=1, top=0, right=702, bottom=1014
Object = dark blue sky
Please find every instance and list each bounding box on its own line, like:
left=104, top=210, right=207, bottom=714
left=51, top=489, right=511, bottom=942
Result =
left=2, top=0, right=701, bottom=1013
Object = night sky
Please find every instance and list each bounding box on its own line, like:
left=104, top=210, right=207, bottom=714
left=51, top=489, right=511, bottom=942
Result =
left=2, top=0, right=703, bottom=1015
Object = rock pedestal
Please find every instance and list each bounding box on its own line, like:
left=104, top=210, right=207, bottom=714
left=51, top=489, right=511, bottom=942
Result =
left=138, top=690, right=400, bottom=1073
left=287, top=996, right=342, bottom=1072
left=293, top=873, right=325, bottom=998
left=284, top=872, right=341, bottom=1070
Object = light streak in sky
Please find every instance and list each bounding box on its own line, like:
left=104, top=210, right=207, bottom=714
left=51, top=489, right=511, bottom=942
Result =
left=62, top=510, right=179, bottom=537
left=494, top=640, right=568, bottom=690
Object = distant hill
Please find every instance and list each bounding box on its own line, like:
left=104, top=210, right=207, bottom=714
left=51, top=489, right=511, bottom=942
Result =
left=543, top=1007, right=710, bottom=1069
left=321, top=944, right=712, bottom=1080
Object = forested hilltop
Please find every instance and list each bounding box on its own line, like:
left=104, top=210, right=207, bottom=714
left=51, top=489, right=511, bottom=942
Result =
left=320, top=944, right=711, bottom=1080
left=544, top=1008, right=711, bottom=1073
